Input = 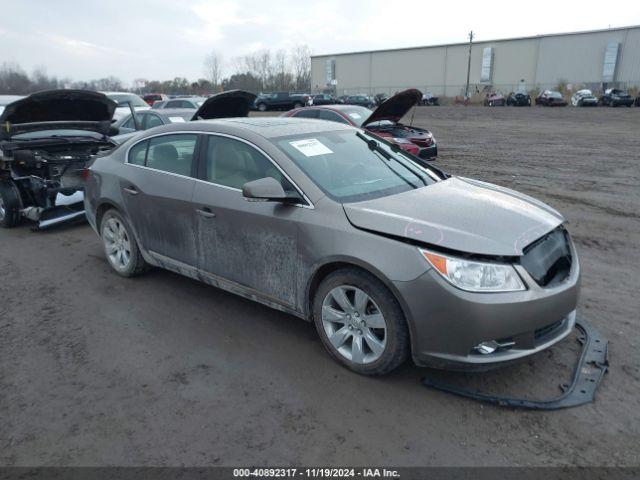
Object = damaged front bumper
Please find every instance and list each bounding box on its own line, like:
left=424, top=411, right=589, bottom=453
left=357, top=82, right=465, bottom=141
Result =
left=422, top=319, right=609, bottom=410
left=19, top=189, right=86, bottom=229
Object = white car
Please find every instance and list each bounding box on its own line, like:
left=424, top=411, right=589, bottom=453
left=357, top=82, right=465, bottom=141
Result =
left=570, top=89, right=598, bottom=107
left=101, top=92, right=150, bottom=120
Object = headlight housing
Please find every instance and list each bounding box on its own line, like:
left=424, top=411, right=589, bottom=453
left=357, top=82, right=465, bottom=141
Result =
left=420, top=249, right=525, bottom=292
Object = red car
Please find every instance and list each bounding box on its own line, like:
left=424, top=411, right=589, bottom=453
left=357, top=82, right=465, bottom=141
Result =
left=142, top=93, right=168, bottom=106
left=282, top=89, right=437, bottom=159
left=483, top=92, right=505, bottom=106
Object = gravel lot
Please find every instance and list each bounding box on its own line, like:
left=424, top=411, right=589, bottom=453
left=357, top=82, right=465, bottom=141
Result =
left=1, top=106, right=638, bottom=467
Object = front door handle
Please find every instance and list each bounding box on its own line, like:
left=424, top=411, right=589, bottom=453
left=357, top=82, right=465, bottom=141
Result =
left=196, top=207, right=216, bottom=219
left=122, top=186, right=139, bottom=196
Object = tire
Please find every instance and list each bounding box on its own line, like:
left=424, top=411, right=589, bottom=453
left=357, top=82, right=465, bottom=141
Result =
left=293, top=102, right=303, bottom=109
left=257, top=103, right=267, bottom=112
left=100, top=209, right=149, bottom=277
left=0, top=180, right=22, bottom=228
left=312, top=268, right=410, bottom=375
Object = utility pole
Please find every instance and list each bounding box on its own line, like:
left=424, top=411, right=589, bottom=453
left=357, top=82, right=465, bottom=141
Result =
left=465, top=30, right=474, bottom=101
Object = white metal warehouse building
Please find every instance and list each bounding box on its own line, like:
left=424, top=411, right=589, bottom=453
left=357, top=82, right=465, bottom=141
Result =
left=310, top=25, right=640, bottom=97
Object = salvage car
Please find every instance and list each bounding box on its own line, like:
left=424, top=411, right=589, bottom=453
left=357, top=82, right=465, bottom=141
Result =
left=142, top=93, right=168, bottom=106
left=421, top=91, right=439, bottom=106
left=113, top=108, right=197, bottom=135
left=113, top=90, right=256, bottom=144
left=153, top=97, right=208, bottom=109
left=599, top=88, right=634, bottom=107
left=254, top=92, right=312, bottom=112
left=0, top=95, right=24, bottom=116
left=535, top=90, right=568, bottom=106
left=85, top=117, right=579, bottom=375
left=312, top=94, right=337, bottom=106
left=0, top=90, right=118, bottom=228
left=102, top=91, right=150, bottom=120
left=283, top=89, right=437, bottom=159
left=483, top=92, right=506, bottom=106
left=570, top=89, right=598, bottom=107
left=506, top=91, right=531, bottom=106
left=345, top=95, right=376, bottom=108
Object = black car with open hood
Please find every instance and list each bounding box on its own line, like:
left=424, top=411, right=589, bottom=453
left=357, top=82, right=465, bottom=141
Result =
left=0, top=89, right=119, bottom=229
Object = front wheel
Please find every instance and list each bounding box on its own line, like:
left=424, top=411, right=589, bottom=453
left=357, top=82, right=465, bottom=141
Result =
left=100, top=209, right=149, bottom=277
left=257, top=103, right=267, bottom=112
left=293, top=102, right=303, bottom=109
left=0, top=181, right=22, bottom=228
left=313, top=268, right=410, bottom=375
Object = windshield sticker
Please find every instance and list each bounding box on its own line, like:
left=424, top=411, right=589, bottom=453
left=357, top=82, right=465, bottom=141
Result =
left=169, top=117, right=186, bottom=123
left=289, top=138, right=333, bottom=157
left=348, top=113, right=362, bottom=119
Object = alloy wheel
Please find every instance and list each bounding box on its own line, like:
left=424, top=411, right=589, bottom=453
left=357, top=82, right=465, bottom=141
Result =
left=321, top=285, right=387, bottom=364
left=103, top=217, right=132, bottom=271
left=0, top=196, right=5, bottom=221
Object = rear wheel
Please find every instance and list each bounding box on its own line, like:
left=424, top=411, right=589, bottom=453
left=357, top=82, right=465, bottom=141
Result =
left=100, top=209, right=149, bottom=277
left=313, top=268, right=410, bottom=375
left=0, top=181, right=22, bottom=228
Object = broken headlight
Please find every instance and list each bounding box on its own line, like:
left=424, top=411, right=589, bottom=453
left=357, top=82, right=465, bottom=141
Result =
left=420, top=249, right=525, bottom=292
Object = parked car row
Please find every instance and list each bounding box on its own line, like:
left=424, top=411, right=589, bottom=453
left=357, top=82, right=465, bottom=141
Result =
left=0, top=86, right=585, bottom=378
left=486, top=88, right=638, bottom=107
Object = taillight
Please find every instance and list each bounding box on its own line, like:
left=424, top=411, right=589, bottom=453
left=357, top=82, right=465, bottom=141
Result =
left=81, top=167, right=90, bottom=180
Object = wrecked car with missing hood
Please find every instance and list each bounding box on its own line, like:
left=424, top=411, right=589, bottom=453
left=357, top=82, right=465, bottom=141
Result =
left=85, top=117, right=579, bottom=375
left=0, top=90, right=118, bottom=229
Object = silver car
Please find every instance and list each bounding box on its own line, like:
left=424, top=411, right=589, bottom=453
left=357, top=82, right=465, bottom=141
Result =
left=84, top=118, right=579, bottom=375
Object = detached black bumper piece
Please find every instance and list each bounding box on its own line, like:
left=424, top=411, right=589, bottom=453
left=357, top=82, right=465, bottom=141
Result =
left=422, top=319, right=608, bottom=410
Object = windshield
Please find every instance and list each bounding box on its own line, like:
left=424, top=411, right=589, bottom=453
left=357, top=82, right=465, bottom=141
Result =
left=106, top=93, right=148, bottom=108
left=274, top=130, right=436, bottom=203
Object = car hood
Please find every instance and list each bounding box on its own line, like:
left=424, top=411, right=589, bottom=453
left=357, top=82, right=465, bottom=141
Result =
left=0, top=90, right=116, bottom=139
left=362, top=89, right=422, bottom=127
left=343, top=177, right=565, bottom=256
left=192, top=90, right=257, bottom=120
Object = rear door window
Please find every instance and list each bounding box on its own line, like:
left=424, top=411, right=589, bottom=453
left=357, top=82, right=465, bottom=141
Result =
left=145, top=134, right=198, bottom=177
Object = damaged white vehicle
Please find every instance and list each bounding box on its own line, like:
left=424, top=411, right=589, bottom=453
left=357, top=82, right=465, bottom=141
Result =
left=0, top=90, right=118, bottom=228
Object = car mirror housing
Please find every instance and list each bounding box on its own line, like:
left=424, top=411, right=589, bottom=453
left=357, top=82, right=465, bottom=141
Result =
left=242, top=177, right=288, bottom=202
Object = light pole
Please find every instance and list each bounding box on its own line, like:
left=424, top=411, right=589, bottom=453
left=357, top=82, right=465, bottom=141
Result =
left=465, top=30, right=474, bottom=101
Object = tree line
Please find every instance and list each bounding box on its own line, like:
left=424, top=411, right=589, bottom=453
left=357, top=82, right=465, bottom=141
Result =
left=0, top=45, right=312, bottom=96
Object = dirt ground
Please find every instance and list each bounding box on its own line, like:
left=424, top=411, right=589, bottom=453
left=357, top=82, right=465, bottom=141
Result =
left=0, top=106, right=638, bottom=467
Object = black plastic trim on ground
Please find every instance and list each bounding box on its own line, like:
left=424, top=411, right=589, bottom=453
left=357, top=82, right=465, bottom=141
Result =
left=422, top=319, right=608, bottom=410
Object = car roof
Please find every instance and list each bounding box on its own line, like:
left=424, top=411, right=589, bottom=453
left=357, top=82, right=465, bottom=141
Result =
left=137, top=116, right=353, bottom=139
left=154, top=108, right=197, bottom=116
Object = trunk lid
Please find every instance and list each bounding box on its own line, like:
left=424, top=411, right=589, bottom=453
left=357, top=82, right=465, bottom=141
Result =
left=343, top=177, right=564, bottom=256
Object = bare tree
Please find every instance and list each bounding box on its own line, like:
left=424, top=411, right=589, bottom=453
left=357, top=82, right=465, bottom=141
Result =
left=203, top=50, right=224, bottom=91
left=291, top=45, right=311, bottom=92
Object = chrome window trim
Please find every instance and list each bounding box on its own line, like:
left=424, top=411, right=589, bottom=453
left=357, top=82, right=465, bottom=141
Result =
left=124, top=130, right=314, bottom=209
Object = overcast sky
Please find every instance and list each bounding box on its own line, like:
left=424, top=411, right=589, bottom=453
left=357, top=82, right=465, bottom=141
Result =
left=1, top=0, right=638, bottom=84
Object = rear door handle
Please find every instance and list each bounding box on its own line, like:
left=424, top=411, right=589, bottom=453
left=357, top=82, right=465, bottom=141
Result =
left=122, top=186, right=139, bottom=196
left=196, top=207, right=216, bottom=218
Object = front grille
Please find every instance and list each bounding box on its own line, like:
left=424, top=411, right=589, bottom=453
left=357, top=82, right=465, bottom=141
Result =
left=520, top=227, right=572, bottom=287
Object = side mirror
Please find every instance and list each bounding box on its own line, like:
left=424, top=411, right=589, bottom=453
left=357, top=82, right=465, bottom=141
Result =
left=242, top=177, right=288, bottom=202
